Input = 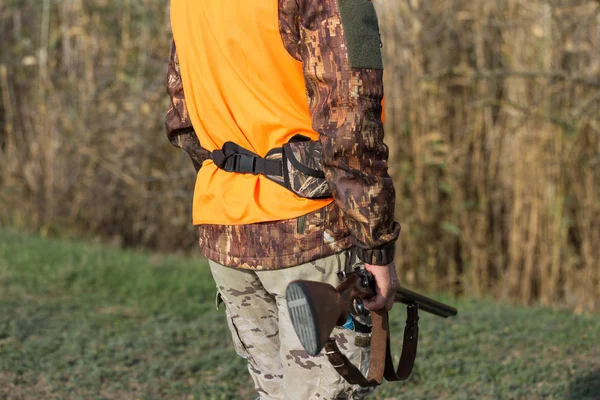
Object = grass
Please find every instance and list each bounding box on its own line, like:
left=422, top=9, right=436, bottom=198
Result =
left=0, top=229, right=599, bottom=400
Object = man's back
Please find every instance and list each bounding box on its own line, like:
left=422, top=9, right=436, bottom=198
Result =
left=167, top=0, right=399, bottom=269
left=170, top=1, right=331, bottom=226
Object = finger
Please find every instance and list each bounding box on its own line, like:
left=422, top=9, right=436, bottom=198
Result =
left=363, top=295, right=387, bottom=311
left=385, top=294, right=395, bottom=311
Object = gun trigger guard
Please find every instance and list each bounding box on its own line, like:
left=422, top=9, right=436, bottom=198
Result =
left=353, top=299, right=368, bottom=317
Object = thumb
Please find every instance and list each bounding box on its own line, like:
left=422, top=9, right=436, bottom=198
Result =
left=363, top=294, right=386, bottom=311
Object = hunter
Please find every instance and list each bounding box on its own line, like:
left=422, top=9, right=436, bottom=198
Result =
left=166, top=0, right=401, bottom=398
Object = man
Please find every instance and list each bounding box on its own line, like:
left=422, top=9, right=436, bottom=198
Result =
left=166, top=1, right=401, bottom=398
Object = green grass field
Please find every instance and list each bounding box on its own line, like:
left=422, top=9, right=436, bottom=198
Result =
left=0, top=229, right=598, bottom=400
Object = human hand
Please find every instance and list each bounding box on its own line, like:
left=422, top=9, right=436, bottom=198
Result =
left=362, top=262, right=400, bottom=312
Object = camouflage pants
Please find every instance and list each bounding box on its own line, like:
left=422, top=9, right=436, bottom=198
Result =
left=209, top=251, right=376, bottom=400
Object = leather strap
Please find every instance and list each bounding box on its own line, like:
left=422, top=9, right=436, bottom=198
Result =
left=324, top=310, right=388, bottom=387
left=385, top=304, right=419, bottom=381
left=324, top=304, right=420, bottom=387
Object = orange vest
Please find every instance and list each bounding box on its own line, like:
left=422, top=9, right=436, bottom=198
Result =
left=170, top=1, right=333, bottom=225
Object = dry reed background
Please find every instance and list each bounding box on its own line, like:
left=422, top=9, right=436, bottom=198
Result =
left=0, top=0, right=598, bottom=311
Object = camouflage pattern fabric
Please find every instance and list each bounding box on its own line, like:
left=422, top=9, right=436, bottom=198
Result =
left=283, top=140, right=332, bottom=199
left=165, top=42, right=209, bottom=172
left=294, top=0, right=401, bottom=265
left=199, top=202, right=353, bottom=270
left=278, top=0, right=303, bottom=61
left=264, top=150, right=287, bottom=187
left=166, top=0, right=401, bottom=268
left=209, top=250, right=376, bottom=400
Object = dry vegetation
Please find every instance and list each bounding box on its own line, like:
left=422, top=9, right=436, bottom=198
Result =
left=0, top=0, right=598, bottom=311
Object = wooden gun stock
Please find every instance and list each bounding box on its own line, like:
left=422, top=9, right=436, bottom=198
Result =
left=286, top=269, right=458, bottom=387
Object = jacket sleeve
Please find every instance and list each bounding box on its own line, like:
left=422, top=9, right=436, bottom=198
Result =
left=165, top=40, right=210, bottom=172
left=295, top=0, right=400, bottom=265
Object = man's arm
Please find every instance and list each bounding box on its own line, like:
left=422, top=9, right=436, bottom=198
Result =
left=293, top=0, right=401, bottom=266
left=165, top=40, right=209, bottom=172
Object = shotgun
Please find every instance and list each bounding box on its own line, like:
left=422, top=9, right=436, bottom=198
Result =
left=285, top=268, right=458, bottom=386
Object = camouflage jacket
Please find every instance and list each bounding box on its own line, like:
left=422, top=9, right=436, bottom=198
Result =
left=165, top=0, right=400, bottom=269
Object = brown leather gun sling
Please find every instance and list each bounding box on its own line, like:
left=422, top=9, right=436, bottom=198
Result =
left=324, top=305, right=419, bottom=386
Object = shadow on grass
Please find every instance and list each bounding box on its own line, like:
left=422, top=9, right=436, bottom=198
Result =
left=569, top=370, right=600, bottom=400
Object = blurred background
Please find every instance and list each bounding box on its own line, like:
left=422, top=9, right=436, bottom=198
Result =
left=0, top=0, right=599, bottom=312
left=0, top=1, right=599, bottom=399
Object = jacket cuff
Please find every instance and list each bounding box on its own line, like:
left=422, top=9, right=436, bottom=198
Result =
left=356, top=241, right=396, bottom=266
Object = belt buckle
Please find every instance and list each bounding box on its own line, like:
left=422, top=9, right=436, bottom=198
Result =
left=238, top=154, right=257, bottom=174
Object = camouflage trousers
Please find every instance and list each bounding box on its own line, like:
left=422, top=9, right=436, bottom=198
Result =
left=209, top=250, right=376, bottom=400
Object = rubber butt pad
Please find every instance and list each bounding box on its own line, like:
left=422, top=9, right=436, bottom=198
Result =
left=286, top=283, right=321, bottom=356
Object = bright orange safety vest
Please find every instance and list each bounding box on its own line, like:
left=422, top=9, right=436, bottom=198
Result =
left=170, top=1, right=333, bottom=226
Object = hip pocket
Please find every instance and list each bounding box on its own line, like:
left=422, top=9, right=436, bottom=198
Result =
left=221, top=299, right=252, bottom=360
left=265, top=135, right=332, bottom=199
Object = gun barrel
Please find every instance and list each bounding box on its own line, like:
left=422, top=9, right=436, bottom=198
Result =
left=394, top=287, right=457, bottom=318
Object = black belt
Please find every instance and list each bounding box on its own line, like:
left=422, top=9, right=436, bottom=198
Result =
left=209, top=142, right=282, bottom=176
